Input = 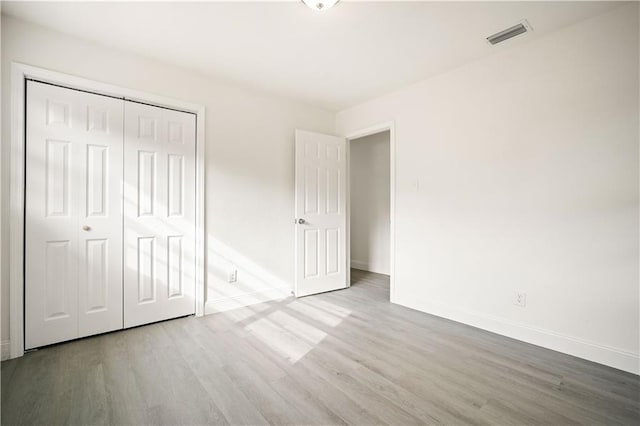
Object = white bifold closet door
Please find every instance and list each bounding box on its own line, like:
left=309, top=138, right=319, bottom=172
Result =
left=25, top=81, right=197, bottom=349
left=123, top=101, right=196, bottom=328
left=25, top=80, right=124, bottom=349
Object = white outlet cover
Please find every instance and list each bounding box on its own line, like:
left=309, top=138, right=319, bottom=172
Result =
left=514, top=292, right=527, bottom=307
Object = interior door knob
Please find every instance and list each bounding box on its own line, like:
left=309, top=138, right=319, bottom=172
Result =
left=297, top=218, right=306, bottom=224
left=82, top=225, right=91, bottom=231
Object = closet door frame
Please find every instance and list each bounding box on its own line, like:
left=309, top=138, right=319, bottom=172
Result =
left=9, top=62, right=206, bottom=359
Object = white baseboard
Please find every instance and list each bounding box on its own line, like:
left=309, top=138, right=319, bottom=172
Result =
left=350, top=260, right=369, bottom=270
left=205, top=286, right=292, bottom=315
left=1, top=340, right=10, bottom=361
left=394, top=296, right=640, bottom=375
left=351, top=260, right=389, bottom=275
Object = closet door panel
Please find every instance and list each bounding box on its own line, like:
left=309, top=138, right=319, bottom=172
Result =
left=25, top=81, right=124, bottom=349
left=77, top=93, right=124, bottom=338
left=123, top=102, right=196, bottom=327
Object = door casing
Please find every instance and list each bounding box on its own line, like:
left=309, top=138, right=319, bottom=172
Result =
left=9, top=63, right=206, bottom=359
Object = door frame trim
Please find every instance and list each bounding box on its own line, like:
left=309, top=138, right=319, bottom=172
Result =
left=345, top=122, right=396, bottom=302
left=9, top=62, right=207, bottom=359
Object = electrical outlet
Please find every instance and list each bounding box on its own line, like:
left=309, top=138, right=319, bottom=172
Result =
left=228, top=269, right=237, bottom=283
left=514, top=292, right=526, bottom=307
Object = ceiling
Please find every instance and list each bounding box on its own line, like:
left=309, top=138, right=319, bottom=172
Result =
left=2, top=1, right=621, bottom=111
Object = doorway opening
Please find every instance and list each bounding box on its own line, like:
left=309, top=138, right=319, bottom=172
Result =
left=348, top=129, right=392, bottom=301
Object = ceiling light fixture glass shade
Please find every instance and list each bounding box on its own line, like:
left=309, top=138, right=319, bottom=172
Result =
left=302, top=0, right=340, bottom=12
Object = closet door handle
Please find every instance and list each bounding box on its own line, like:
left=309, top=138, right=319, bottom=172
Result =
left=82, top=225, right=91, bottom=231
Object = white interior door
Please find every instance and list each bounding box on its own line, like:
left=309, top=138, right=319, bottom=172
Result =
left=25, top=81, right=124, bottom=349
left=294, top=130, right=347, bottom=297
left=123, top=101, right=196, bottom=327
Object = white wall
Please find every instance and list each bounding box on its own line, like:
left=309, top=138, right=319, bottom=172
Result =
left=337, top=4, right=640, bottom=374
left=0, top=15, right=335, bottom=342
left=350, top=131, right=390, bottom=275
left=2, top=5, right=638, bottom=375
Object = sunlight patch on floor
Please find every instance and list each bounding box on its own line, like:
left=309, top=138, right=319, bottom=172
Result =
left=223, top=303, right=273, bottom=322
left=286, top=300, right=344, bottom=327
left=301, top=298, right=352, bottom=318
left=242, top=297, right=353, bottom=363
left=268, top=310, right=327, bottom=345
left=244, top=317, right=314, bottom=363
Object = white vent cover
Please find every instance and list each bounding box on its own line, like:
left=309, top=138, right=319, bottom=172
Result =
left=487, top=20, right=532, bottom=45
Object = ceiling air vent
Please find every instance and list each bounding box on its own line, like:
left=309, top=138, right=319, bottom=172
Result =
left=487, top=21, right=531, bottom=45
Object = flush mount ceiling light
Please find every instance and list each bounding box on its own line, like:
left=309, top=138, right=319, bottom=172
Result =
left=302, top=0, right=340, bottom=12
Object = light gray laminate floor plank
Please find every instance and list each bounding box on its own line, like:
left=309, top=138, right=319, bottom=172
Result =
left=2, top=269, right=639, bottom=425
